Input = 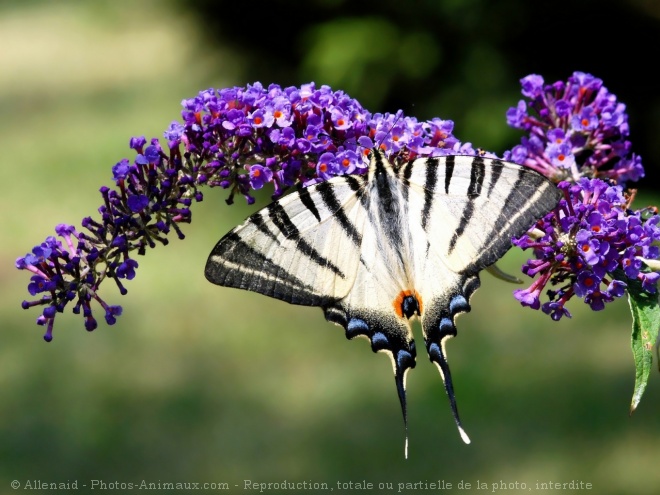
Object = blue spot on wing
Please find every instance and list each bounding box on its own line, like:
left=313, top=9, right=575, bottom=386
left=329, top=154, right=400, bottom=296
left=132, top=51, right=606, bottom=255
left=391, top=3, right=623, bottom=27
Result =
left=449, top=294, right=469, bottom=314
left=347, top=318, right=369, bottom=338
left=372, top=332, right=389, bottom=346
left=397, top=349, right=414, bottom=369
left=440, top=317, right=454, bottom=334
left=428, top=342, right=441, bottom=360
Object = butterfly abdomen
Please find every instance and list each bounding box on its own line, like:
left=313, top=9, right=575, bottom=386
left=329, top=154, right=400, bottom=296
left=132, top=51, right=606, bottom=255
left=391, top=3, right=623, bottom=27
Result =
left=393, top=290, right=423, bottom=319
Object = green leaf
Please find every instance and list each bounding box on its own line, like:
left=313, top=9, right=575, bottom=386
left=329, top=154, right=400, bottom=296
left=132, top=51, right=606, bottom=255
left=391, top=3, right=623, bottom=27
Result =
left=626, top=279, right=660, bottom=414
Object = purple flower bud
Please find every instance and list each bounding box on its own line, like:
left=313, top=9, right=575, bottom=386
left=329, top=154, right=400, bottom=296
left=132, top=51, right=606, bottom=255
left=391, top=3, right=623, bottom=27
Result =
left=607, top=280, right=626, bottom=298
left=144, top=145, right=160, bottom=164
left=104, top=305, right=123, bottom=325
left=127, top=194, right=149, bottom=213
left=129, top=136, right=146, bottom=151
left=506, top=101, right=527, bottom=128
left=520, top=74, right=544, bottom=98
left=513, top=287, right=541, bottom=310
left=164, top=121, right=185, bottom=143
left=113, top=159, right=131, bottom=183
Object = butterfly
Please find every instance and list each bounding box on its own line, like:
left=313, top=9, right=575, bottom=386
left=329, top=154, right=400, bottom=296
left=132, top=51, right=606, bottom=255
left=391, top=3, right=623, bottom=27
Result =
left=205, top=148, right=561, bottom=455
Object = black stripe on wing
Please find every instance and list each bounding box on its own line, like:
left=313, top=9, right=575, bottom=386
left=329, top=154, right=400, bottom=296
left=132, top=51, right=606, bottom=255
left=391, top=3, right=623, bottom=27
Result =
left=448, top=200, right=475, bottom=255
left=467, top=156, right=486, bottom=197
left=317, top=180, right=363, bottom=247
left=446, top=157, right=501, bottom=256
left=205, top=232, right=332, bottom=306
left=473, top=168, right=560, bottom=269
left=250, top=212, right=280, bottom=244
left=485, top=159, right=504, bottom=198
left=297, top=186, right=322, bottom=222
left=421, top=158, right=439, bottom=231
left=400, top=159, right=415, bottom=203
left=444, top=155, right=455, bottom=194
left=267, top=201, right=345, bottom=278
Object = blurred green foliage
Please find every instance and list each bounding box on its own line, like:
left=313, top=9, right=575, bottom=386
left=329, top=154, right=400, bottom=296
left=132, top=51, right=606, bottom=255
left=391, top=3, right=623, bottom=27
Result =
left=1, top=1, right=659, bottom=493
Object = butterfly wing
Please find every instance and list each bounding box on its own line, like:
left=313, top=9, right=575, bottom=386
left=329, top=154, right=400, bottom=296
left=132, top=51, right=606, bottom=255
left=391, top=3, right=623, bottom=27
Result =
left=323, top=215, right=419, bottom=455
left=403, top=155, right=561, bottom=442
left=205, top=175, right=369, bottom=306
left=409, top=155, right=560, bottom=273
left=205, top=150, right=561, bottom=453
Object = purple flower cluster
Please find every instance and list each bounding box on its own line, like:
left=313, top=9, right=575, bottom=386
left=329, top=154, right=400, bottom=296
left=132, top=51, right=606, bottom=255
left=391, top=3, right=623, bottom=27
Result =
left=179, top=82, right=465, bottom=203
left=513, top=179, right=660, bottom=319
left=16, top=75, right=660, bottom=338
left=16, top=82, right=469, bottom=341
left=505, top=72, right=643, bottom=185
left=508, top=72, right=660, bottom=318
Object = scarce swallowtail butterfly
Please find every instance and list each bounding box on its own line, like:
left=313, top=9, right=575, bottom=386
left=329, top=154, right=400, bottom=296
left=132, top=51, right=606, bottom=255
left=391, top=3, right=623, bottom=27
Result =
left=205, top=148, right=561, bottom=456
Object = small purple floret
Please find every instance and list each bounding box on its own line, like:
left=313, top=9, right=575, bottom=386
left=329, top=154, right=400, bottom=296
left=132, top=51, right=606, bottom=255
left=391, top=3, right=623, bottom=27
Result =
left=127, top=194, right=149, bottom=213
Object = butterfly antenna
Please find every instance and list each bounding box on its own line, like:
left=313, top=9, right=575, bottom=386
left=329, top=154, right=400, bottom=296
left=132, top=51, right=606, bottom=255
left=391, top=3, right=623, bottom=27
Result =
left=394, top=368, right=410, bottom=459
left=428, top=343, right=471, bottom=444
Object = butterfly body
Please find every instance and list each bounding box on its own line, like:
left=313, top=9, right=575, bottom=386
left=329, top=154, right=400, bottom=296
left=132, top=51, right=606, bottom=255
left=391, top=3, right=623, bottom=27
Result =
left=205, top=149, right=561, bottom=453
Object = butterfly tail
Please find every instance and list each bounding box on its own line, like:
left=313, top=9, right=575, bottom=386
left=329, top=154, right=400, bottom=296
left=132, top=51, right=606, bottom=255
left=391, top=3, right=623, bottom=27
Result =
left=393, top=348, right=414, bottom=458
left=324, top=304, right=417, bottom=457
left=427, top=340, right=471, bottom=444
left=421, top=274, right=480, bottom=444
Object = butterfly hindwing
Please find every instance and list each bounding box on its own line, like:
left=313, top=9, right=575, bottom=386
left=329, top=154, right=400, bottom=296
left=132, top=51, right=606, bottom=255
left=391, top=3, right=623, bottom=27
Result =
left=205, top=149, right=561, bottom=452
left=400, top=154, right=560, bottom=442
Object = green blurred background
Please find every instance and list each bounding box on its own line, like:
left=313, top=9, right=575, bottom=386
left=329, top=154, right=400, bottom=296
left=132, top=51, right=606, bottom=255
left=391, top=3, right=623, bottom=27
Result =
left=2, top=1, right=659, bottom=493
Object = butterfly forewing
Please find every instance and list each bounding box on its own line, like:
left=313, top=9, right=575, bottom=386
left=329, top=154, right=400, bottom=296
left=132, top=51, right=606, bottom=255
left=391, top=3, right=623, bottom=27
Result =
left=405, top=155, right=558, bottom=273
left=205, top=175, right=369, bottom=305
